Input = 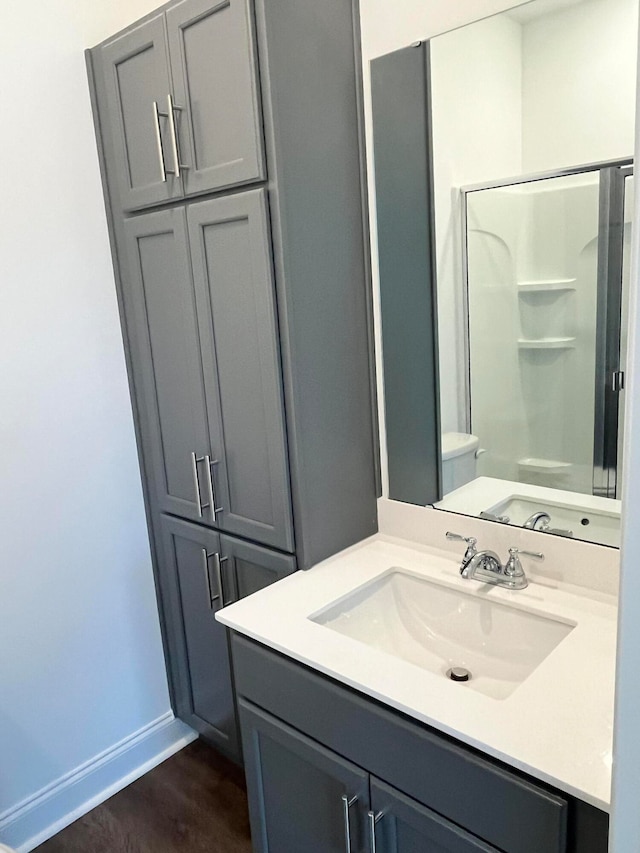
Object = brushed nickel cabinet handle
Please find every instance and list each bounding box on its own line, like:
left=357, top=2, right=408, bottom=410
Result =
left=205, top=455, right=224, bottom=517
left=191, top=453, right=211, bottom=517
left=341, top=794, right=358, bottom=853
left=368, top=811, right=384, bottom=853
left=201, top=549, right=217, bottom=608
left=152, top=101, right=167, bottom=182
left=191, top=451, right=204, bottom=517
left=214, top=552, right=229, bottom=607
left=166, top=93, right=189, bottom=178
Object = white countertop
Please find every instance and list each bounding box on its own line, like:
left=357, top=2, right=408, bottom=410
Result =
left=217, top=534, right=617, bottom=811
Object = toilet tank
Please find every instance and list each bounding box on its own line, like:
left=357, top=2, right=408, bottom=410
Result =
left=441, top=432, right=479, bottom=494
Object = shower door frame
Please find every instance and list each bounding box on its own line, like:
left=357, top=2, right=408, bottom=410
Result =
left=593, top=164, right=633, bottom=499
left=459, top=156, right=633, bottom=496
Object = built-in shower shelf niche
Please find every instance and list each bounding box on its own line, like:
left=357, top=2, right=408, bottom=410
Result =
left=518, top=457, right=573, bottom=474
left=517, top=337, right=576, bottom=349
left=517, top=278, right=577, bottom=293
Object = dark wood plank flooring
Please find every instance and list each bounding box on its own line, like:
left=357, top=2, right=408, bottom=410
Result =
left=34, top=740, right=252, bottom=853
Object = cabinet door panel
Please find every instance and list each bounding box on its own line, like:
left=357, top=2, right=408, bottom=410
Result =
left=371, top=778, right=498, bottom=853
left=239, top=700, right=369, bottom=853
left=188, top=190, right=294, bottom=551
left=167, top=0, right=265, bottom=195
left=160, top=516, right=239, bottom=759
left=123, top=209, right=211, bottom=523
left=221, top=535, right=296, bottom=602
left=98, top=15, right=183, bottom=210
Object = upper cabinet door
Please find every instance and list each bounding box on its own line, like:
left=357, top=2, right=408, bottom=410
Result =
left=123, top=208, right=212, bottom=523
left=166, top=0, right=266, bottom=195
left=188, top=190, right=294, bottom=552
left=98, top=15, right=183, bottom=210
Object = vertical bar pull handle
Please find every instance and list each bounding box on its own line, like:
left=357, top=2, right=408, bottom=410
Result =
left=368, top=811, right=384, bottom=853
left=167, top=94, right=189, bottom=178
left=214, top=553, right=228, bottom=607
left=152, top=101, right=167, bottom=182
left=191, top=452, right=205, bottom=517
left=342, top=794, right=358, bottom=853
left=205, top=455, right=224, bottom=517
left=191, top=453, right=212, bottom=516
left=201, top=549, right=218, bottom=608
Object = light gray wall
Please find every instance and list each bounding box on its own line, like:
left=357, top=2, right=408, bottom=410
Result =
left=0, top=0, right=183, bottom=847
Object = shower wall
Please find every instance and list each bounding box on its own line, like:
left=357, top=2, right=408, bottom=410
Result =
left=431, top=0, right=638, bottom=437
left=467, top=175, right=600, bottom=495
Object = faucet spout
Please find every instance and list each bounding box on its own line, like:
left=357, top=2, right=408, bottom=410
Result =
left=462, top=550, right=503, bottom=581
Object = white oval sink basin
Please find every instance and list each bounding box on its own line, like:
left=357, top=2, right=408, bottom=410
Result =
left=311, top=569, right=574, bottom=700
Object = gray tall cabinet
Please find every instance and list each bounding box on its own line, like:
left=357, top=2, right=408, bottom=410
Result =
left=87, top=0, right=378, bottom=762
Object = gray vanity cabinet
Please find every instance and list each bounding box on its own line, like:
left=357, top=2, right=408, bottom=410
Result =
left=239, top=698, right=498, bottom=853
left=166, top=0, right=265, bottom=196
left=239, top=700, right=370, bottom=853
left=98, top=15, right=184, bottom=211
left=159, top=515, right=240, bottom=759
left=232, top=636, right=609, bottom=853
left=369, top=779, right=497, bottom=853
left=188, top=190, right=293, bottom=552
left=94, top=0, right=264, bottom=212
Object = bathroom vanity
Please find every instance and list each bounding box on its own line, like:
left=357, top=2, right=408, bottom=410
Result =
left=218, top=521, right=615, bottom=852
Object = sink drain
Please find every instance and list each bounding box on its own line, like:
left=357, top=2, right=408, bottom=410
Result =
left=446, top=666, right=471, bottom=683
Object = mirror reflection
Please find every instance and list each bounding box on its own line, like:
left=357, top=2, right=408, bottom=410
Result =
left=371, top=0, right=638, bottom=547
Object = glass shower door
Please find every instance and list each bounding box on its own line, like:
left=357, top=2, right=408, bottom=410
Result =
left=466, top=170, right=602, bottom=496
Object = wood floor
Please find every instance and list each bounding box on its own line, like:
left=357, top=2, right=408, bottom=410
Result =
left=34, top=740, right=253, bottom=853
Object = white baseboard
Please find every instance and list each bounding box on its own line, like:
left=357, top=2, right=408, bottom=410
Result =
left=0, top=712, right=197, bottom=853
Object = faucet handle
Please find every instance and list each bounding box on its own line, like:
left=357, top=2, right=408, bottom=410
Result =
left=446, top=532, right=477, bottom=547
left=446, top=533, right=478, bottom=565
left=504, top=547, right=543, bottom=584
left=509, top=547, right=544, bottom=561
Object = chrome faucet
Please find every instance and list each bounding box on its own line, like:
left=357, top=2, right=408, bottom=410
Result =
left=446, top=532, right=544, bottom=591
left=523, top=511, right=551, bottom=531
left=523, top=511, right=574, bottom=538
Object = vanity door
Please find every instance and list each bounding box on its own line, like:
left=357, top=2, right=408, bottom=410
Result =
left=239, top=700, right=370, bottom=853
left=370, top=778, right=498, bottom=853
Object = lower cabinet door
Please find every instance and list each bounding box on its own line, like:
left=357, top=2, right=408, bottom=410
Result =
left=239, top=700, right=370, bottom=853
left=220, top=534, right=296, bottom=602
left=159, top=515, right=240, bottom=760
left=370, top=778, right=498, bottom=853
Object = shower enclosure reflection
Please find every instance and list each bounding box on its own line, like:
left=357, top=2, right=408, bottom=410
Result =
left=464, top=165, right=632, bottom=500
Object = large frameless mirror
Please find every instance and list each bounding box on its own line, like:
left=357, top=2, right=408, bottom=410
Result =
left=371, top=0, right=637, bottom=548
